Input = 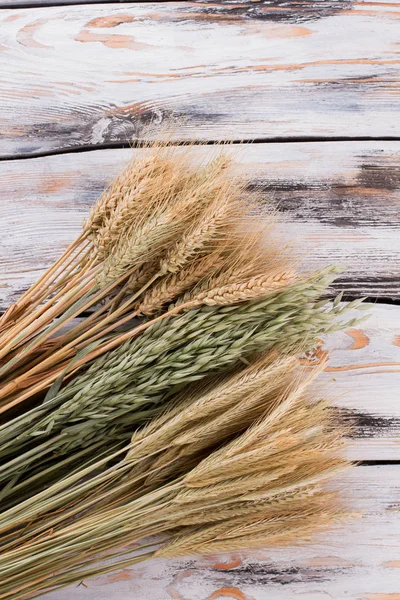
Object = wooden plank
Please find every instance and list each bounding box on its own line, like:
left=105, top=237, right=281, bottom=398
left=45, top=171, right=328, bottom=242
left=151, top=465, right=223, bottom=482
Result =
left=1, top=142, right=399, bottom=303
left=2, top=0, right=400, bottom=5
left=1, top=143, right=400, bottom=459
left=41, top=465, right=400, bottom=600
left=0, top=1, right=130, bottom=5
left=0, top=1, right=400, bottom=156
left=319, top=303, right=400, bottom=461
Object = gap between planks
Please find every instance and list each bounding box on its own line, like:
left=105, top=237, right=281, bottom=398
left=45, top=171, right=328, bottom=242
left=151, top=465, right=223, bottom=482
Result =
left=0, top=0, right=183, bottom=8
left=1, top=137, right=400, bottom=163
left=360, top=460, right=400, bottom=465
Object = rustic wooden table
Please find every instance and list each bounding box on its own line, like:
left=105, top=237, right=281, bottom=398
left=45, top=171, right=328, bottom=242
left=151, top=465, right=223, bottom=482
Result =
left=0, top=1, right=399, bottom=599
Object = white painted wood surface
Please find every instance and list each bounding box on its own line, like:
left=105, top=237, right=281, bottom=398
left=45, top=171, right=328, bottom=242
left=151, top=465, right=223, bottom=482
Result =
left=0, top=1, right=399, bottom=598
left=1, top=142, right=399, bottom=303
left=0, top=1, right=400, bottom=156
left=320, top=303, right=400, bottom=461
left=0, top=1, right=115, bottom=4
left=43, top=466, right=400, bottom=600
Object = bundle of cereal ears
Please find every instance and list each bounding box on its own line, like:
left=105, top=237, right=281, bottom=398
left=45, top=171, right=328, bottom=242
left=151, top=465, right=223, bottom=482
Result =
left=0, top=143, right=369, bottom=598
left=0, top=144, right=292, bottom=414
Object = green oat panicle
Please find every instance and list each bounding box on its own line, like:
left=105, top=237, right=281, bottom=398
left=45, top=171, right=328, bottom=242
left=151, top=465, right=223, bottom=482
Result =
left=0, top=267, right=367, bottom=497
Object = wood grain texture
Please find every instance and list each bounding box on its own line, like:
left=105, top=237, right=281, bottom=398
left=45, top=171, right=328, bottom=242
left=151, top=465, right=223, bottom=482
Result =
left=1, top=142, right=399, bottom=303
left=0, top=1, right=131, bottom=5
left=2, top=0, right=399, bottom=5
left=318, top=303, right=400, bottom=460
left=42, top=465, right=400, bottom=600
left=0, top=1, right=400, bottom=156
